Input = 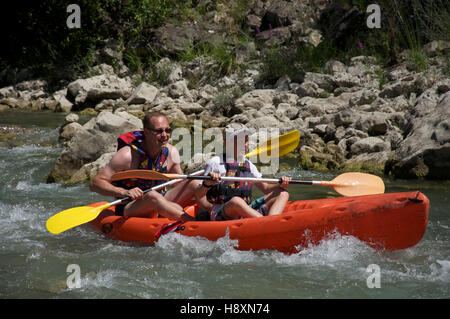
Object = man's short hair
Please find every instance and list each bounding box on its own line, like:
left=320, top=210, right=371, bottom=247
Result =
left=143, top=111, right=167, bottom=130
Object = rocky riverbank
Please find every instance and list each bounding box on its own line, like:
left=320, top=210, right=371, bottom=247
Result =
left=1, top=1, right=449, bottom=182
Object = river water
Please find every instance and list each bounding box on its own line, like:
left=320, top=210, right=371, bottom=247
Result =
left=0, top=110, right=448, bottom=301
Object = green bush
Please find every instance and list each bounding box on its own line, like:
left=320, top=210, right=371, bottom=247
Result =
left=1, top=0, right=193, bottom=82
left=259, top=47, right=298, bottom=84
left=2, top=0, right=448, bottom=88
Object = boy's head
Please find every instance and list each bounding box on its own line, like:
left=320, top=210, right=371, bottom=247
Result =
left=225, top=127, right=250, bottom=161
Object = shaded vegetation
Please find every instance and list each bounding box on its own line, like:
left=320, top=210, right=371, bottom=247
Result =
left=1, top=0, right=448, bottom=88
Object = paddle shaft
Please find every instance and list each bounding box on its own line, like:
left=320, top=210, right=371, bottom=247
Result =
left=111, top=170, right=205, bottom=206
left=170, top=174, right=335, bottom=186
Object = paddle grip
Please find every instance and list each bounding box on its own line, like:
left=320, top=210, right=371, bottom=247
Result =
left=186, top=175, right=211, bottom=180
left=290, top=180, right=316, bottom=185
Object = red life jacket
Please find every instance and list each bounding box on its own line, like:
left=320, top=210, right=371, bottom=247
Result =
left=206, top=157, right=253, bottom=205
left=112, top=130, right=169, bottom=194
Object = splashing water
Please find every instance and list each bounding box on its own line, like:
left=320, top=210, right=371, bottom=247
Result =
left=1, top=111, right=449, bottom=299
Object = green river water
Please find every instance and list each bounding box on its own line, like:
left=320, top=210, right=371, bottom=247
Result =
left=0, top=110, right=448, bottom=301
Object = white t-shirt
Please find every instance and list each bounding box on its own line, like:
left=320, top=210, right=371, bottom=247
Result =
left=204, top=155, right=262, bottom=178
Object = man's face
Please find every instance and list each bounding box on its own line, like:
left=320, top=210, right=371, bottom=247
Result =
left=144, top=116, right=171, bottom=150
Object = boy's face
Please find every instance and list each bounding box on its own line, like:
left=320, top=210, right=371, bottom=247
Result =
left=232, top=135, right=248, bottom=159
left=225, top=129, right=249, bottom=161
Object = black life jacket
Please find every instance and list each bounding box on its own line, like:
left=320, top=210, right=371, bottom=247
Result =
left=206, top=157, right=253, bottom=205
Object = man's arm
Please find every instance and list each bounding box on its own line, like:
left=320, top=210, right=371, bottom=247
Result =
left=166, top=144, right=184, bottom=174
left=89, top=146, right=143, bottom=200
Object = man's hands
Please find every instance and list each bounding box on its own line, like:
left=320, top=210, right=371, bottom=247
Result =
left=122, top=187, right=144, bottom=201
left=203, top=172, right=221, bottom=187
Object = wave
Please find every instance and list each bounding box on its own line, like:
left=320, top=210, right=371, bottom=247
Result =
left=154, top=229, right=376, bottom=266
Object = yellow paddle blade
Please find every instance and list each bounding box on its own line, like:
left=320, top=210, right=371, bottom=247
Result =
left=46, top=203, right=111, bottom=234
left=245, top=130, right=300, bottom=159
left=323, top=172, right=385, bottom=196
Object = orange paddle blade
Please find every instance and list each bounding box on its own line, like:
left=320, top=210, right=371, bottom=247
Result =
left=111, top=170, right=179, bottom=182
left=322, top=172, right=385, bottom=196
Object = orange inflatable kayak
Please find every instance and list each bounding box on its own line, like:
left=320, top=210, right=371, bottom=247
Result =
left=89, top=191, right=429, bottom=254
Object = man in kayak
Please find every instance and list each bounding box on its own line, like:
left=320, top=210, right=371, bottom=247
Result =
left=90, top=111, right=202, bottom=222
left=196, top=128, right=291, bottom=220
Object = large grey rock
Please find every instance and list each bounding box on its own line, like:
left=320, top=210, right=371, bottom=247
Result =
left=385, top=92, right=450, bottom=179
left=126, top=82, right=158, bottom=105
left=353, top=111, right=391, bottom=136
left=154, top=58, right=183, bottom=85
left=0, top=86, right=17, bottom=98
left=151, top=23, right=201, bottom=55
left=67, top=74, right=133, bottom=109
left=234, top=89, right=276, bottom=111
left=350, top=136, right=391, bottom=155
left=59, top=122, right=83, bottom=141
left=47, top=111, right=142, bottom=182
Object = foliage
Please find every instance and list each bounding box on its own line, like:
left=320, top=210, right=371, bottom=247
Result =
left=259, top=46, right=298, bottom=84
left=1, top=0, right=448, bottom=88
left=1, top=0, right=192, bottom=78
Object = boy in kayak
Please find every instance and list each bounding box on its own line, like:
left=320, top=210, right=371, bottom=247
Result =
left=196, top=128, right=291, bottom=220
left=90, top=111, right=203, bottom=222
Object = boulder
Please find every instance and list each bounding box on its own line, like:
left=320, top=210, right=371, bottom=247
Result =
left=379, top=73, right=434, bottom=99
left=151, top=23, right=201, bottom=55
left=353, top=111, right=391, bottom=136
left=350, top=136, right=391, bottom=156
left=69, top=152, right=115, bottom=184
left=385, top=92, right=450, bottom=179
left=334, top=109, right=355, bottom=127
left=53, top=89, right=73, bottom=113
left=47, top=111, right=142, bottom=182
left=0, top=86, right=17, bottom=98
left=126, top=82, right=158, bottom=105
left=295, top=81, right=323, bottom=98
left=342, top=151, right=391, bottom=175
left=245, top=115, right=281, bottom=130
left=168, top=80, right=193, bottom=101
left=67, top=74, right=133, bottom=109
left=154, top=58, right=183, bottom=85
left=275, top=103, right=299, bottom=120
left=65, top=113, right=79, bottom=123
left=262, top=1, right=300, bottom=28
left=322, top=60, right=346, bottom=74
left=303, top=72, right=335, bottom=91
left=234, top=89, right=276, bottom=112
left=15, top=79, right=47, bottom=92
left=59, top=122, right=83, bottom=141
left=332, top=72, right=361, bottom=88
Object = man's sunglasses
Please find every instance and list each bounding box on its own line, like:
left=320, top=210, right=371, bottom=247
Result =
left=147, top=128, right=172, bottom=135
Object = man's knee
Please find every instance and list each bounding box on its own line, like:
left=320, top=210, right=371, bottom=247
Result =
left=279, top=189, right=289, bottom=201
left=143, top=190, right=164, bottom=203
left=227, top=196, right=247, bottom=208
